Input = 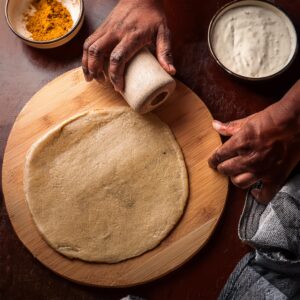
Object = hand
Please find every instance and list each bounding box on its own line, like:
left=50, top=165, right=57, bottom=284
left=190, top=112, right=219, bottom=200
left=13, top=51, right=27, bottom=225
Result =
left=208, top=100, right=300, bottom=204
left=82, top=0, right=175, bottom=92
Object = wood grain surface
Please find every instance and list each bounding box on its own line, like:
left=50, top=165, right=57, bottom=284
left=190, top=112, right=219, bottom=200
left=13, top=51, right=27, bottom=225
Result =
left=2, top=67, right=228, bottom=287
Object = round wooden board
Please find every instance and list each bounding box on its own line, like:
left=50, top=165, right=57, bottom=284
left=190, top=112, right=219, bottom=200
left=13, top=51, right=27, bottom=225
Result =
left=2, top=67, right=228, bottom=287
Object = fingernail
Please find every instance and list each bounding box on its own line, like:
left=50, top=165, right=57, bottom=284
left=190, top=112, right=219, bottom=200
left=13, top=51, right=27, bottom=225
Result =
left=207, top=158, right=216, bottom=169
left=103, top=72, right=108, bottom=81
left=82, top=67, right=92, bottom=82
left=251, top=188, right=261, bottom=200
left=168, top=64, right=176, bottom=75
left=85, top=74, right=93, bottom=82
left=212, top=120, right=222, bottom=130
left=82, top=66, right=88, bottom=75
left=110, top=75, right=116, bottom=84
left=85, top=73, right=93, bottom=82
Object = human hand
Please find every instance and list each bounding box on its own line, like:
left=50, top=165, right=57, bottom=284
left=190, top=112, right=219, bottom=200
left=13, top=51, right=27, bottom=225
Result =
left=82, top=0, right=175, bottom=92
left=208, top=103, right=300, bottom=204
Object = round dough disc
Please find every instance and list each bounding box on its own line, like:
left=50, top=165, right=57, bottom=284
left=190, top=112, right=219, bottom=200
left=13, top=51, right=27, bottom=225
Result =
left=24, top=107, right=189, bottom=263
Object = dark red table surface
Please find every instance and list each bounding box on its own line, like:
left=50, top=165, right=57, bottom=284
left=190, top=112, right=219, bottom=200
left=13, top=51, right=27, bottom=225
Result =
left=1, top=1, right=300, bottom=299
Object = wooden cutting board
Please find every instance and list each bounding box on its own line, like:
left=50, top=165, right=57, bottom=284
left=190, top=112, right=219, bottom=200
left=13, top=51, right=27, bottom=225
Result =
left=2, top=67, right=228, bottom=287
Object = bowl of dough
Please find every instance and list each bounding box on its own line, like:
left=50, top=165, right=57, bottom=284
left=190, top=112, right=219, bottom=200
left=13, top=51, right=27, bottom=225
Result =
left=5, top=0, right=84, bottom=49
left=208, top=0, right=298, bottom=80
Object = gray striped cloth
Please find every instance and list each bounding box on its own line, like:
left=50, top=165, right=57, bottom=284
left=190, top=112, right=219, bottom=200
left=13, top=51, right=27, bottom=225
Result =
left=219, top=173, right=300, bottom=300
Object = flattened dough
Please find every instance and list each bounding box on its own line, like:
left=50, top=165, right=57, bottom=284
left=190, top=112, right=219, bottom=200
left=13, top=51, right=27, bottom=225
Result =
left=24, top=107, right=188, bottom=263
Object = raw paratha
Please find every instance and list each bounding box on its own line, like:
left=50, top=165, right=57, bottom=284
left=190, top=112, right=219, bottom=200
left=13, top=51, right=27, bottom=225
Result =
left=24, top=107, right=188, bottom=263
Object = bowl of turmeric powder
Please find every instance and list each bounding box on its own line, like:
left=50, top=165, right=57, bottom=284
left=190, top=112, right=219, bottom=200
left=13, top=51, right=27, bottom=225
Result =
left=5, top=0, right=84, bottom=49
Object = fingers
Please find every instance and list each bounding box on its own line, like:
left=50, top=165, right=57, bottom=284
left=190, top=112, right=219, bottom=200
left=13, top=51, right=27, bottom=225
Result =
left=208, top=139, right=239, bottom=169
left=217, top=156, right=249, bottom=176
left=82, top=37, right=97, bottom=81
left=83, top=34, right=117, bottom=81
left=83, top=23, right=176, bottom=91
left=87, top=38, right=107, bottom=79
left=231, top=172, right=258, bottom=189
left=212, top=117, right=250, bottom=137
left=82, top=31, right=104, bottom=81
left=156, top=24, right=176, bottom=75
left=83, top=31, right=150, bottom=91
left=109, top=33, right=147, bottom=92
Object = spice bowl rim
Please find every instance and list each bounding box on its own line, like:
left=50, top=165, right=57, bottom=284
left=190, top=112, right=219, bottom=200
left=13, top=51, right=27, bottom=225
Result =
left=207, top=0, right=298, bottom=81
left=5, top=0, right=84, bottom=46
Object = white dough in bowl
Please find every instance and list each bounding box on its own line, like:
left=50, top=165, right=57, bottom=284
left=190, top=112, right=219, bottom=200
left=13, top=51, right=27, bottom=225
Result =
left=211, top=4, right=297, bottom=78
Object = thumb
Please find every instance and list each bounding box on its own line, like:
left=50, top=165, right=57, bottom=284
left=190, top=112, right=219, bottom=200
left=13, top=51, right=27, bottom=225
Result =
left=251, top=182, right=281, bottom=204
left=156, top=25, right=176, bottom=75
left=212, top=117, right=249, bottom=136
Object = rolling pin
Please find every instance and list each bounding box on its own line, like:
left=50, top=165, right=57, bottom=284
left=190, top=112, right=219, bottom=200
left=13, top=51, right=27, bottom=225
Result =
left=117, top=48, right=176, bottom=114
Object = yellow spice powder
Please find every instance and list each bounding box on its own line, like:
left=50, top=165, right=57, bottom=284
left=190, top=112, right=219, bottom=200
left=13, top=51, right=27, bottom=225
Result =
left=25, top=0, right=73, bottom=41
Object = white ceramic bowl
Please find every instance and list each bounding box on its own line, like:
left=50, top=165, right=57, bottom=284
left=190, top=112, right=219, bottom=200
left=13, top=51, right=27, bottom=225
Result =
left=208, top=0, right=298, bottom=81
left=5, top=0, right=84, bottom=49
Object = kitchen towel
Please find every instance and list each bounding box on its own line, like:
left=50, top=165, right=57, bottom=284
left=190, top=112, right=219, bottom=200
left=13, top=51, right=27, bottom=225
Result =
left=219, top=173, right=300, bottom=300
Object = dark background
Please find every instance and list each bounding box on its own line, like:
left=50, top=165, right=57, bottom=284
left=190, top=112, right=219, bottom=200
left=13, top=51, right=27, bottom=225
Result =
left=1, top=0, right=300, bottom=299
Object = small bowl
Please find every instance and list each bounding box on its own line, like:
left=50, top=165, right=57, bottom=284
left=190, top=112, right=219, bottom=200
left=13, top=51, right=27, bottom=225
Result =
left=208, top=0, right=298, bottom=81
left=5, top=0, right=84, bottom=49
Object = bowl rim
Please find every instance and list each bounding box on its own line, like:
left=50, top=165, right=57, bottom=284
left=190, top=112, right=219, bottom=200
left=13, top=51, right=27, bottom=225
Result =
left=5, top=0, right=84, bottom=45
left=207, top=0, right=299, bottom=81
